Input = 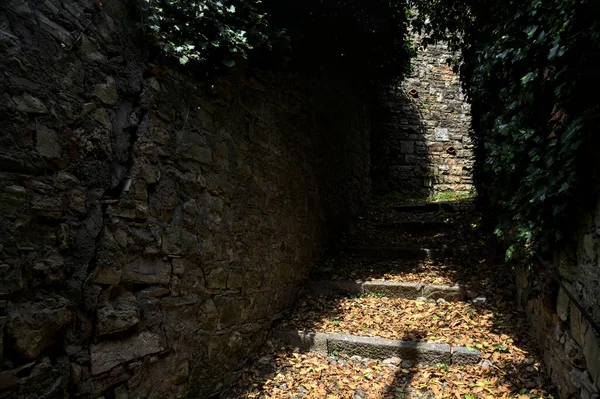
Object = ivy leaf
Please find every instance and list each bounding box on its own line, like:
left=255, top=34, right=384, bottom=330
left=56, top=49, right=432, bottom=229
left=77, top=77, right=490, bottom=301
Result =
left=222, top=58, right=236, bottom=67
left=559, top=183, right=569, bottom=193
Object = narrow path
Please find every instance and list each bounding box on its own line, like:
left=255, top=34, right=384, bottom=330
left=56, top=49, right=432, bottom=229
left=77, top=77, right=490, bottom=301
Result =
left=228, top=198, right=556, bottom=398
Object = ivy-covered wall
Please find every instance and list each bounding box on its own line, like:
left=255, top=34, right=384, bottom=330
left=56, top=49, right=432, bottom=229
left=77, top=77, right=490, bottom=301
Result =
left=0, top=0, right=371, bottom=397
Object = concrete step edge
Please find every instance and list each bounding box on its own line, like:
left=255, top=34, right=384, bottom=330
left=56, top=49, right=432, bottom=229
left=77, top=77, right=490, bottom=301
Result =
left=272, top=329, right=481, bottom=366
left=393, top=202, right=456, bottom=212
left=371, top=221, right=451, bottom=231
left=344, top=246, right=472, bottom=260
left=308, top=280, right=465, bottom=301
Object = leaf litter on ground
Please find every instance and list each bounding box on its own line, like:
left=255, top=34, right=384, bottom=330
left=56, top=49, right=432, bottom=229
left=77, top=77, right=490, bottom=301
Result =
left=229, top=198, right=556, bottom=398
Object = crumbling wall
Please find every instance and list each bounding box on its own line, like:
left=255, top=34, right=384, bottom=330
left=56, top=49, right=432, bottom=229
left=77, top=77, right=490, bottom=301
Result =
left=0, top=0, right=371, bottom=397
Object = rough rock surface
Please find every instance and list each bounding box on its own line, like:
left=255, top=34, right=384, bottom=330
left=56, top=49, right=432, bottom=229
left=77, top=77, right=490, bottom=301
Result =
left=371, top=39, right=474, bottom=195
left=516, top=195, right=600, bottom=398
left=0, top=0, right=371, bottom=397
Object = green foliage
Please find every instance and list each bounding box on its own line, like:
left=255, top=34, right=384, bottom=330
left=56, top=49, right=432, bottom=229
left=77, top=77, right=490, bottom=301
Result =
left=137, top=0, right=278, bottom=68
left=412, top=0, right=600, bottom=257
left=137, top=0, right=415, bottom=84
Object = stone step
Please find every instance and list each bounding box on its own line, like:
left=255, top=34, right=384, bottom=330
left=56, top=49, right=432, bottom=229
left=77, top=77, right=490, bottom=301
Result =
left=272, top=330, right=481, bottom=366
left=345, top=245, right=470, bottom=260
left=308, top=280, right=465, bottom=301
left=371, top=220, right=451, bottom=233
left=393, top=202, right=456, bottom=213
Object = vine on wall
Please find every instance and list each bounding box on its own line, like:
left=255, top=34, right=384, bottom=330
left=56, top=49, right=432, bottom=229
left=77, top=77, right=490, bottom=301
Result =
left=137, top=0, right=415, bottom=84
left=412, top=0, right=600, bottom=257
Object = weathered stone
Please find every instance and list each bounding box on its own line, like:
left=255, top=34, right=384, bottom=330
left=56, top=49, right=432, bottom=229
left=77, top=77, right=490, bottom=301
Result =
left=178, top=143, right=213, bottom=165
left=121, top=257, right=171, bottom=285
left=90, top=331, right=165, bottom=374
left=421, top=284, right=465, bottom=301
left=272, top=330, right=328, bottom=355
left=326, top=333, right=452, bottom=365
left=364, top=281, right=420, bottom=299
left=93, top=265, right=122, bottom=285
left=33, top=250, right=66, bottom=284
left=0, top=370, right=20, bottom=391
left=97, top=291, right=139, bottom=336
left=36, top=125, right=61, bottom=158
left=36, top=12, right=73, bottom=46
left=207, top=267, right=228, bottom=290
left=0, top=11, right=374, bottom=398
left=172, top=359, right=190, bottom=385
left=0, top=316, right=6, bottom=360
left=557, top=287, right=570, bottom=321
left=55, top=171, right=81, bottom=189
left=6, top=295, right=72, bottom=359
left=0, top=263, right=23, bottom=295
left=70, top=362, right=83, bottom=384
left=13, top=92, right=48, bottom=114
left=472, top=296, right=487, bottom=306
left=583, top=329, right=600, bottom=385
left=479, top=359, right=493, bottom=369
left=80, top=36, right=107, bottom=63
left=94, top=77, right=118, bottom=105
left=8, top=0, right=34, bottom=17
left=570, top=303, right=588, bottom=347
left=92, top=108, right=113, bottom=130
left=452, top=346, right=482, bottom=365
left=114, top=384, right=129, bottom=399
left=31, top=195, right=63, bottom=219
left=161, top=227, right=199, bottom=255
left=400, top=141, right=415, bottom=154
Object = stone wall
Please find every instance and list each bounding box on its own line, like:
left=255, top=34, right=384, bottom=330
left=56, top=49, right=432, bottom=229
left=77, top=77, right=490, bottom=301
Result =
left=0, top=1, right=371, bottom=397
left=517, top=199, right=600, bottom=398
left=371, top=40, right=473, bottom=195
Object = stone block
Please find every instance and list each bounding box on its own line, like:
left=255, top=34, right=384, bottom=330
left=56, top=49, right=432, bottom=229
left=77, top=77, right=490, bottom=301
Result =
left=36, top=12, right=73, bottom=46
left=400, top=141, right=415, bottom=154
left=421, top=284, right=465, bottom=301
left=6, top=295, right=72, bottom=359
left=13, top=92, right=49, bottom=114
left=326, top=333, right=451, bottom=365
left=92, top=109, right=112, bottom=130
left=272, top=330, right=328, bottom=355
left=121, top=257, right=171, bottom=285
left=97, top=291, right=139, bottom=336
left=557, top=287, right=570, bottom=321
left=0, top=316, right=6, bottom=360
left=36, top=125, right=61, bottom=158
left=564, top=333, right=585, bottom=367
left=364, top=281, right=421, bottom=299
left=583, top=329, right=600, bottom=387
left=570, top=303, right=589, bottom=347
left=94, top=77, right=118, bottom=105
left=434, top=127, right=449, bottom=141
left=0, top=262, right=23, bottom=295
left=177, top=143, right=213, bottom=165
left=90, top=331, right=165, bottom=374
left=452, top=346, right=482, bottom=365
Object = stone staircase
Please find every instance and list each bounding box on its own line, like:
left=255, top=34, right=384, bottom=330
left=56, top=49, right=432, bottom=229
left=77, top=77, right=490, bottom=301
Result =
left=273, top=200, right=482, bottom=367
left=228, top=198, right=555, bottom=398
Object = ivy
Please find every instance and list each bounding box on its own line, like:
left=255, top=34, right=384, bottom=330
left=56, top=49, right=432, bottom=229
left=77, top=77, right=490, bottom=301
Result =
left=137, top=0, right=278, bottom=69
left=136, top=0, right=415, bottom=84
left=412, top=0, right=600, bottom=257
